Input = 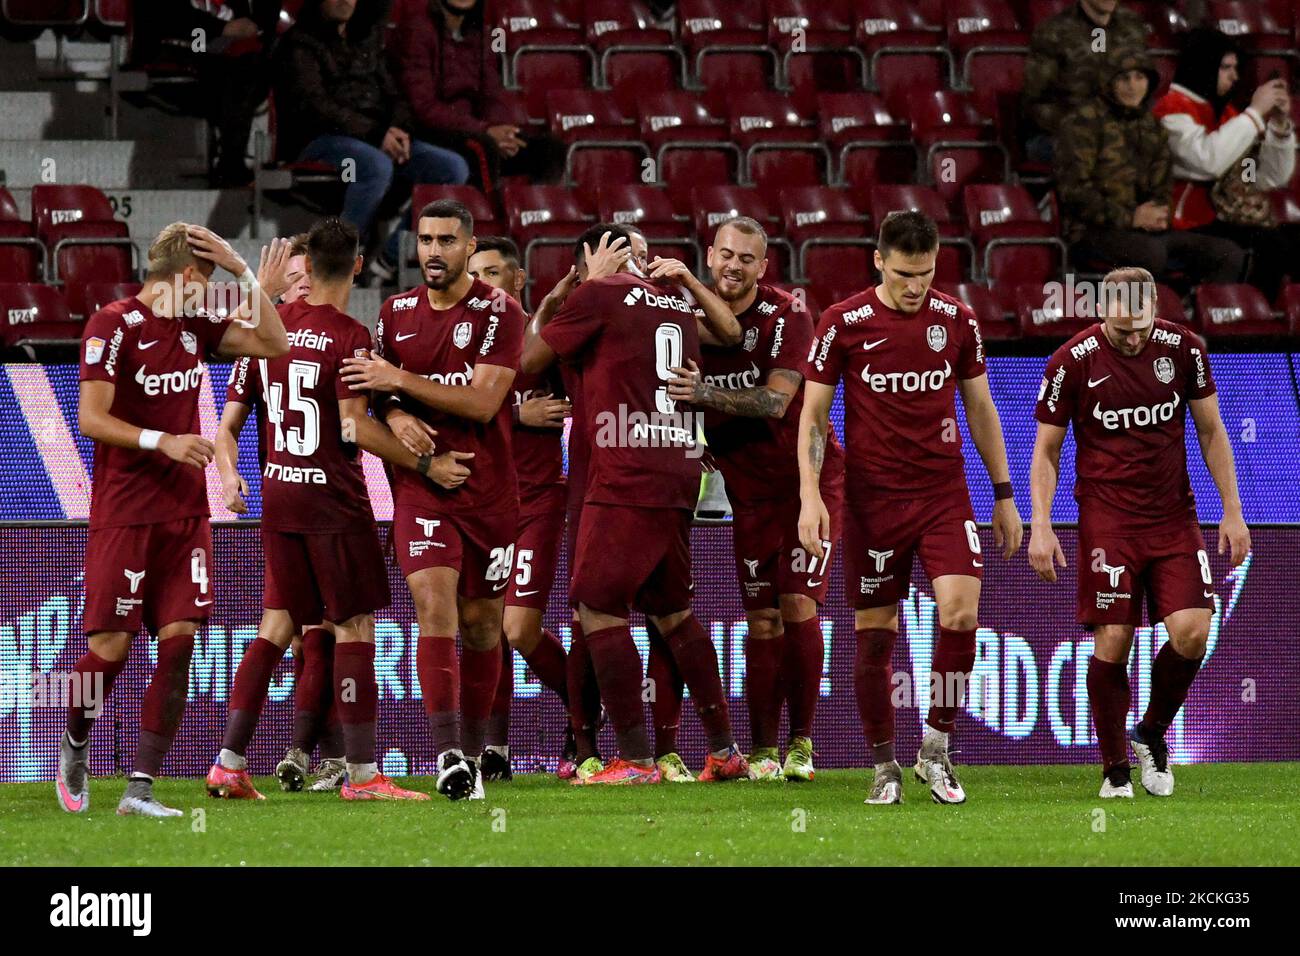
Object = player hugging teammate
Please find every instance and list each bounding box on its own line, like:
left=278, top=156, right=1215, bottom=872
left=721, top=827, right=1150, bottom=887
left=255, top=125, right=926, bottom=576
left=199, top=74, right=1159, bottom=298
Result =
left=61, top=210, right=1250, bottom=812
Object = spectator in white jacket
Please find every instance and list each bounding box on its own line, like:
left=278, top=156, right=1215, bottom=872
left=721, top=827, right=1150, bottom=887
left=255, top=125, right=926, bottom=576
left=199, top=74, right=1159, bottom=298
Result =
left=1154, top=29, right=1297, bottom=300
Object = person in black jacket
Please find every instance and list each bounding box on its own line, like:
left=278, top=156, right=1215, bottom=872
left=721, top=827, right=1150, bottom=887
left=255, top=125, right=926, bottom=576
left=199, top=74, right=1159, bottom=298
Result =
left=275, top=0, right=470, bottom=278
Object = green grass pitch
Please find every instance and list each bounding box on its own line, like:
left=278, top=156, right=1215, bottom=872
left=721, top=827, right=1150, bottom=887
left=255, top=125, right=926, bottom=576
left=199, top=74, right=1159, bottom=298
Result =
left=4, top=764, right=1298, bottom=866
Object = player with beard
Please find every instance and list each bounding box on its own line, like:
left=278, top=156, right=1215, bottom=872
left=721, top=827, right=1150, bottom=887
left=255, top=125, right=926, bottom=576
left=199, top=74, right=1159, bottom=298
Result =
left=1029, top=267, right=1250, bottom=798
left=215, top=232, right=350, bottom=793
left=465, top=236, right=576, bottom=781
left=667, top=216, right=846, bottom=782
left=798, top=211, right=1023, bottom=805
left=58, top=223, right=289, bottom=817
left=341, top=199, right=524, bottom=801
left=521, top=222, right=747, bottom=785
left=208, top=218, right=438, bottom=801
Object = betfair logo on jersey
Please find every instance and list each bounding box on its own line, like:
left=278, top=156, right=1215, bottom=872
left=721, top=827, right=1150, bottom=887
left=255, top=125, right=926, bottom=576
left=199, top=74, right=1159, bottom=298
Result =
left=1091, top=392, right=1181, bottom=430
left=103, top=327, right=125, bottom=376
left=861, top=360, right=952, bottom=393
left=1191, top=347, right=1207, bottom=389
left=770, top=316, right=785, bottom=358
left=622, top=286, right=692, bottom=314
left=392, top=296, right=419, bottom=311
left=229, top=357, right=250, bottom=395
left=287, top=327, right=334, bottom=351
left=1152, top=327, right=1182, bottom=347
left=424, top=362, right=475, bottom=386
left=1043, top=364, right=1067, bottom=413
left=135, top=363, right=203, bottom=397
left=479, top=315, right=498, bottom=356
left=1069, top=335, right=1100, bottom=361
left=704, top=362, right=761, bottom=390
left=842, top=303, right=873, bottom=324
left=810, top=325, right=837, bottom=371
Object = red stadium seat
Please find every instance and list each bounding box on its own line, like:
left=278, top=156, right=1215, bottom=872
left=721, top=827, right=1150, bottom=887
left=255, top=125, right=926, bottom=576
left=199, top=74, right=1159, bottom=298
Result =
left=1014, top=282, right=1096, bottom=339
left=818, top=92, right=917, bottom=188
left=1205, top=1, right=1294, bottom=51
left=409, top=185, right=502, bottom=236
left=1154, top=282, right=1191, bottom=328
left=585, top=0, right=685, bottom=110
left=868, top=185, right=975, bottom=283
left=945, top=0, right=1030, bottom=67
left=496, top=0, right=595, bottom=114
left=963, top=185, right=1066, bottom=288
left=78, top=281, right=144, bottom=317
left=91, top=0, right=128, bottom=31
left=728, top=93, right=829, bottom=204
left=1194, top=283, right=1287, bottom=338
left=0, top=187, right=42, bottom=284
left=948, top=281, right=1017, bottom=340
left=545, top=89, right=648, bottom=192
left=31, top=186, right=134, bottom=307
left=679, top=0, right=777, bottom=102
left=690, top=186, right=794, bottom=280
left=638, top=92, right=742, bottom=195
left=779, top=186, right=871, bottom=289
left=853, top=0, right=953, bottom=114
left=503, top=184, right=595, bottom=311
left=1281, top=283, right=1300, bottom=335
left=596, top=184, right=701, bottom=271
left=0, top=283, right=79, bottom=354
left=768, top=0, right=866, bottom=111
left=1, top=0, right=87, bottom=31
left=908, top=91, right=1010, bottom=210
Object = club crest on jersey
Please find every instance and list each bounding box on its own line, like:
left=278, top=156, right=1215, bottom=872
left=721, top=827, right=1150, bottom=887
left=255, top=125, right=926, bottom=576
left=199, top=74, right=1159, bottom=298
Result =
left=181, top=331, right=198, bottom=355
left=453, top=321, right=473, bottom=349
left=926, top=324, right=947, bottom=352
left=1153, top=356, right=1175, bottom=384
left=742, top=327, right=759, bottom=351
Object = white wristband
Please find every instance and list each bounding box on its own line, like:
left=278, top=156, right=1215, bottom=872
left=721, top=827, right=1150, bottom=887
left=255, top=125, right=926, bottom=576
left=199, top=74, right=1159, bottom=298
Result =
left=238, top=267, right=258, bottom=294
left=139, top=429, right=164, bottom=451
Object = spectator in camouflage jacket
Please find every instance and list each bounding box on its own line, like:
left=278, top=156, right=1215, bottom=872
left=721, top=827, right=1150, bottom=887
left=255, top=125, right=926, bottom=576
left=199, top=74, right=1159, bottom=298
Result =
left=1021, top=1, right=1149, bottom=164
left=1054, top=45, right=1246, bottom=289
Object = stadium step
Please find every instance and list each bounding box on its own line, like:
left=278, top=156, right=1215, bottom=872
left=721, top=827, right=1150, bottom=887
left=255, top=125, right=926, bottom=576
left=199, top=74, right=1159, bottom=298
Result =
left=0, top=89, right=209, bottom=145
left=0, top=139, right=208, bottom=189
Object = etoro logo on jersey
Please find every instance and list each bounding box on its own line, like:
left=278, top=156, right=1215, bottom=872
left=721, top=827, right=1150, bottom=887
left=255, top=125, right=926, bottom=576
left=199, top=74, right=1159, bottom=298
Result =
left=1092, top=392, right=1181, bottom=430
left=861, top=360, right=952, bottom=393
left=423, top=362, right=475, bottom=386
left=134, top=363, right=203, bottom=396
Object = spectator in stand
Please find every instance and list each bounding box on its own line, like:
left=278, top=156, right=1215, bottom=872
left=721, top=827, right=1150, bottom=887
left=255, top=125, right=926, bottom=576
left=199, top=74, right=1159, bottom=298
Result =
left=1022, top=0, right=1149, bottom=165
left=1055, top=46, right=1246, bottom=289
left=393, top=0, right=564, bottom=186
left=132, top=0, right=284, bottom=187
left=1153, top=29, right=1298, bottom=301
left=275, top=0, right=470, bottom=282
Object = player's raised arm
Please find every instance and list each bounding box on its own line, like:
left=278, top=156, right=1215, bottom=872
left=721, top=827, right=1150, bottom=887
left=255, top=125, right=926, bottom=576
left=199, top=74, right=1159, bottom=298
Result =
left=796, top=380, right=835, bottom=559
left=1189, top=392, right=1251, bottom=566
left=185, top=226, right=289, bottom=359
left=648, top=255, right=742, bottom=346
left=1027, top=422, right=1068, bottom=582
left=958, top=373, right=1023, bottom=558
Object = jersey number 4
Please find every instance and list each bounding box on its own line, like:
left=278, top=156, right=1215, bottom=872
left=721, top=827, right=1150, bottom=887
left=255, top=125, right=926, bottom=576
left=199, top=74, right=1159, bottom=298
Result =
left=262, top=359, right=322, bottom=457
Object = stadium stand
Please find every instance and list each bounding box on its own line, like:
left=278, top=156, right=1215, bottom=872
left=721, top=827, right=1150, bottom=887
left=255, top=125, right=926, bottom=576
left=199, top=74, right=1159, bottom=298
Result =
left=0, top=0, right=1296, bottom=354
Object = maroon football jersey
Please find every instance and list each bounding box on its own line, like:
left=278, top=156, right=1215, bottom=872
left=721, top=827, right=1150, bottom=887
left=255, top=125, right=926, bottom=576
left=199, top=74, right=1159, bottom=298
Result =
left=1035, top=320, right=1216, bottom=525
left=79, top=297, right=233, bottom=529
left=559, top=361, right=589, bottom=507
left=541, top=273, right=703, bottom=510
left=376, top=281, right=524, bottom=515
left=226, top=300, right=375, bottom=533
left=512, top=363, right=565, bottom=516
left=803, top=286, right=985, bottom=498
left=698, top=283, right=841, bottom=503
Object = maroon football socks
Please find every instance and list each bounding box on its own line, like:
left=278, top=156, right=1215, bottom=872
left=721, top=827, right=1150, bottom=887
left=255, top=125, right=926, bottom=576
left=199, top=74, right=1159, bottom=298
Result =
left=221, top=636, right=285, bottom=757
left=460, top=643, right=501, bottom=758
left=65, top=648, right=126, bottom=743
left=647, top=622, right=683, bottom=757
left=566, top=621, right=601, bottom=762
left=135, top=634, right=195, bottom=777
left=663, top=615, right=733, bottom=754
left=1137, top=642, right=1203, bottom=741
left=584, top=624, right=652, bottom=761
left=334, top=641, right=377, bottom=766
left=782, top=616, right=824, bottom=741
left=854, top=627, right=897, bottom=764
left=928, top=626, right=977, bottom=733
left=417, top=635, right=461, bottom=755
left=745, top=634, right=783, bottom=751
left=1087, top=655, right=1131, bottom=773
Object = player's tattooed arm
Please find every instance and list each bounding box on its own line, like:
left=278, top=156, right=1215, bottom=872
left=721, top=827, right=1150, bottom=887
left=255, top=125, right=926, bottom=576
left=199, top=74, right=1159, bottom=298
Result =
left=667, top=363, right=800, bottom=418
left=215, top=399, right=252, bottom=513
left=648, top=257, right=742, bottom=346
left=796, top=381, right=835, bottom=558
left=1027, top=423, right=1068, bottom=582
left=77, top=379, right=215, bottom=468
left=1190, top=393, right=1251, bottom=566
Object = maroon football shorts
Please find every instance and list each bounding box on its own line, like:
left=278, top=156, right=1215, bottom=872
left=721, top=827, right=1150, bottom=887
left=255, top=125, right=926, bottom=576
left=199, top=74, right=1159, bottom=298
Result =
left=571, top=503, right=693, bottom=618
left=1077, top=505, right=1214, bottom=627
left=506, top=506, right=565, bottom=611
left=731, top=468, right=844, bottom=611
left=393, top=503, right=519, bottom=600
left=263, top=526, right=391, bottom=627
left=844, top=487, right=983, bottom=609
left=83, top=516, right=214, bottom=634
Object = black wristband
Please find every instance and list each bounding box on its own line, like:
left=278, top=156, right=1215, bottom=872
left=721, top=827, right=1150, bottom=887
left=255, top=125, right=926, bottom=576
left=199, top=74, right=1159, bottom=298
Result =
left=993, top=481, right=1014, bottom=501
left=417, top=453, right=432, bottom=476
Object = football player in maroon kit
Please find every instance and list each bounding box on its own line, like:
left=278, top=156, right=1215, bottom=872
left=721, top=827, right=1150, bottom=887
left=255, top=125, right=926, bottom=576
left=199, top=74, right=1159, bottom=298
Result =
left=522, top=222, right=750, bottom=785
left=215, top=232, right=350, bottom=793
left=208, top=218, right=437, bottom=801
left=59, top=222, right=290, bottom=817
left=799, top=211, right=1023, bottom=805
left=340, top=199, right=525, bottom=801
left=668, top=216, right=846, bottom=783
left=1029, top=267, right=1251, bottom=799
left=465, top=236, right=575, bottom=781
